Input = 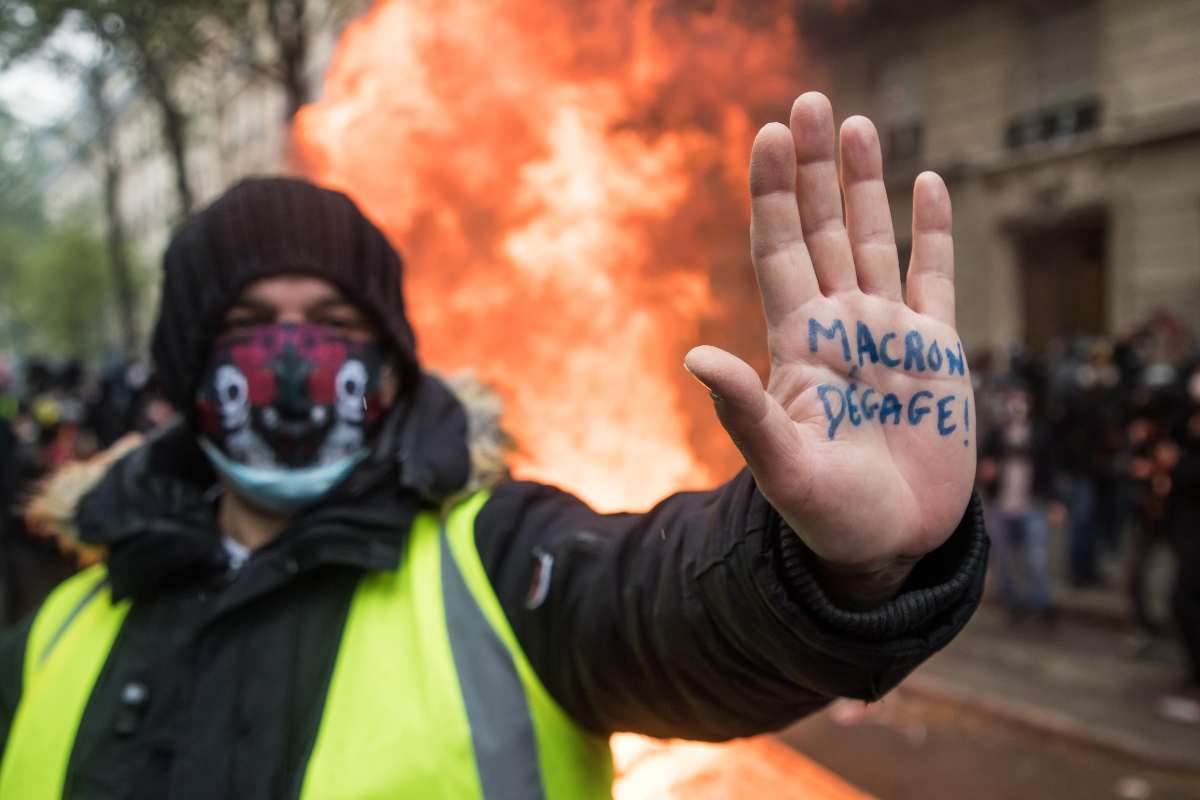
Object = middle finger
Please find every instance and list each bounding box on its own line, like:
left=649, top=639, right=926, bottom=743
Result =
left=790, top=92, right=856, bottom=294
left=840, top=115, right=902, bottom=300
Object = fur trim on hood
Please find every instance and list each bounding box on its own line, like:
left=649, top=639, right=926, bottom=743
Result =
left=24, top=373, right=513, bottom=564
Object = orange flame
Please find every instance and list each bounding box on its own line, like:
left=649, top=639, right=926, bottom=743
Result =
left=294, top=3, right=873, bottom=795
left=294, top=0, right=807, bottom=510
left=610, top=733, right=873, bottom=799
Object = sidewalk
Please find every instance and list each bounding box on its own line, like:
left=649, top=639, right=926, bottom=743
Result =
left=1029, top=521, right=1177, bottom=630
left=781, top=602, right=1200, bottom=799
left=947, top=512, right=1200, bottom=769
left=913, top=602, right=1200, bottom=773
left=777, top=521, right=1200, bottom=798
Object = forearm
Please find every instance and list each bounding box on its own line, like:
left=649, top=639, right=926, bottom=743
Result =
left=476, top=475, right=988, bottom=740
left=476, top=475, right=812, bottom=738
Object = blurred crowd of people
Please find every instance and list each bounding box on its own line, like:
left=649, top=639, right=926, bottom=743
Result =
left=0, top=356, right=170, bottom=623
left=973, top=311, right=1200, bottom=724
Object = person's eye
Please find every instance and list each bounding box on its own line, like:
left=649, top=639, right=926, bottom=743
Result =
left=223, top=317, right=258, bottom=330
left=221, top=313, right=269, bottom=333
left=317, top=315, right=364, bottom=332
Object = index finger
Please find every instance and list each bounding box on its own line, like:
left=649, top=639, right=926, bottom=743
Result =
left=748, top=123, right=821, bottom=325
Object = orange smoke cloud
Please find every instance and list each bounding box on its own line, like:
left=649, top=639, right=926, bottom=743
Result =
left=294, top=0, right=806, bottom=510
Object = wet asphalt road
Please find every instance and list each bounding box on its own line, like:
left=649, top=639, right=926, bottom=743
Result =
left=781, top=692, right=1200, bottom=800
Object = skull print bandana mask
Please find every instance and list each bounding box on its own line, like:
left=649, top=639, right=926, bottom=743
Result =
left=194, top=323, right=391, bottom=512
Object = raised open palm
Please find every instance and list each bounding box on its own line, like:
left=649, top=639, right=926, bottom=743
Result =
left=686, top=92, right=976, bottom=584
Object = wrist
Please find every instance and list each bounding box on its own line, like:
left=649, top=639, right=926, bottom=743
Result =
left=772, top=493, right=988, bottom=640
left=809, top=553, right=920, bottom=611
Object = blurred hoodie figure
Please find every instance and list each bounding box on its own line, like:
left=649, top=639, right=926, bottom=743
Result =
left=1057, top=345, right=1123, bottom=587
left=980, top=383, right=1058, bottom=623
left=1159, top=362, right=1200, bottom=724
left=1124, top=374, right=1178, bottom=637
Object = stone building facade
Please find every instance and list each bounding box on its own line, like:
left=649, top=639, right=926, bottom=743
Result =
left=805, top=0, right=1200, bottom=353
left=43, top=1, right=1200, bottom=356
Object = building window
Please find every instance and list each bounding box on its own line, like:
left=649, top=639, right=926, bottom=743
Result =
left=1006, top=3, right=1101, bottom=150
left=1024, top=4, right=1096, bottom=109
left=874, top=52, right=924, bottom=163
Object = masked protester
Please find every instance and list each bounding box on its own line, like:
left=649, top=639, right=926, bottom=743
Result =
left=0, top=95, right=987, bottom=798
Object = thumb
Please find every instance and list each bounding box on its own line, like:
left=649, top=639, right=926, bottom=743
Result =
left=684, top=345, right=799, bottom=478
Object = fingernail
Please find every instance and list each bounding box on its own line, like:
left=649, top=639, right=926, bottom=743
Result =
left=684, top=361, right=718, bottom=398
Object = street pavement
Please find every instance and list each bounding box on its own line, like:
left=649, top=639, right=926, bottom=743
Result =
left=783, top=686, right=1200, bottom=800
left=780, top=594, right=1200, bottom=799
left=914, top=602, right=1199, bottom=771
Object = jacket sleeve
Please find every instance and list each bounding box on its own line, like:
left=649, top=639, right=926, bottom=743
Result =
left=472, top=469, right=988, bottom=740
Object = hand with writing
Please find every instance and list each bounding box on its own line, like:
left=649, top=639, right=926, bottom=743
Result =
left=685, top=93, right=976, bottom=608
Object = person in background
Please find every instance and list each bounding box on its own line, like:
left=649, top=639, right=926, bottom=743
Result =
left=86, top=361, right=153, bottom=449
left=1124, top=377, right=1179, bottom=638
left=1057, top=344, right=1123, bottom=588
left=1158, top=361, right=1200, bottom=724
left=0, top=362, right=77, bottom=625
left=979, top=382, right=1058, bottom=624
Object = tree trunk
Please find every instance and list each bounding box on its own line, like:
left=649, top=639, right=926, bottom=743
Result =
left=268, top=0, right=312, bottom=171
left=87, top=68, right=139, bottom=358
left=102, top=150, right=139, bottom=358
left=281, top=47, right=310, bottom=121
left=140, top=56, right=194, bottom=219
left=270, top=0, right=311, bottom=120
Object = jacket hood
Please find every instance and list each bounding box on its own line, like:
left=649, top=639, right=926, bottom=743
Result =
left=152, top=177, right=421, bottom=414
left=24, top=372, right=512, bottom=596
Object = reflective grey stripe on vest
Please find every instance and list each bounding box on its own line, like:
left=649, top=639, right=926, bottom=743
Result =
left=38, top=576, right=108, bottom=667
left=440, top=528, right=547, bottom=800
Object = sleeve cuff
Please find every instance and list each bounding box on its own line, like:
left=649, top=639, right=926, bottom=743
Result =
left=774, top=492, right=989, bottom=642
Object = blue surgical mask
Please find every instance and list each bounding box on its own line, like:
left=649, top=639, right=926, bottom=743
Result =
left=199, top=438, right=369, bottom=515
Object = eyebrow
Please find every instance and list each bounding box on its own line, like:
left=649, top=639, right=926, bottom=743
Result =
left=224, top=298, right=276, bottom=315
left=226, top=293, right=352, bottom=313
left=306, top=296, right=360, bottom=312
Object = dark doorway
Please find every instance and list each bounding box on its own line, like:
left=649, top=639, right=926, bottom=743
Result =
left=1016, top=214, right=1108, bottom=350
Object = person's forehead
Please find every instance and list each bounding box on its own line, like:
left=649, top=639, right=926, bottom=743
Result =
left=234, top=275, right=351, bottom=308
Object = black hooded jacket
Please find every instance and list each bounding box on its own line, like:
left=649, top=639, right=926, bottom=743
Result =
left=0, top=372, right=987, bottom=799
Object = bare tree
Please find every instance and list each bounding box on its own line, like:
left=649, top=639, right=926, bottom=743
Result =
left=84, top=61, right=139, bottom=356
left=2, top=1, right=227, bottom=219
left=223, top=0, right=360, bottom=121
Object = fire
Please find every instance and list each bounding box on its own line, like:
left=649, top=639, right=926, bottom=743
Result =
left=610, top=734, right=872, bottom=799
left=293, top=3, right=873, bottom=795
left=293, top=0, right=807, bottom=510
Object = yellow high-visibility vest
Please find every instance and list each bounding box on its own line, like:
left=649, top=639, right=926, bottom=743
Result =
left=0, top=490, right=613, bottom=799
